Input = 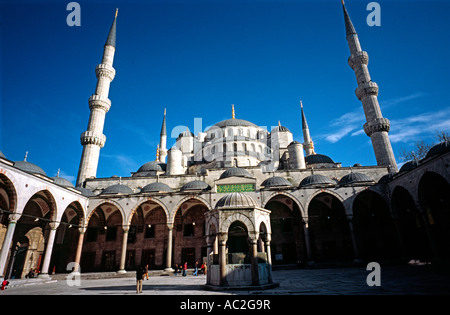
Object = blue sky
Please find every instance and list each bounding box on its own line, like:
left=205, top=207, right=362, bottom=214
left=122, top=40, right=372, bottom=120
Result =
left=1, top=0, right=449, bottom=184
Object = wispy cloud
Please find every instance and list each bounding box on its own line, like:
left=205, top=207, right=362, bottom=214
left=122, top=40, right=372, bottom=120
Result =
left=318, top=107, right=365, bottom=143
left=380, top=92, right=425, bottom=109
left=389, top=107, right=450, bottom=144
left=102, top=154, right=140, bottom=176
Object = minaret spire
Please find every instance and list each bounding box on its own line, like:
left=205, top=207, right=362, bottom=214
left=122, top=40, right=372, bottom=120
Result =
left=300, top=101, right=315, bottom=156
left=342, top=2, right=397, bottom=172
left=76, top=10, right=118, bottom=186
left=159, top=108, right=168, bottom=163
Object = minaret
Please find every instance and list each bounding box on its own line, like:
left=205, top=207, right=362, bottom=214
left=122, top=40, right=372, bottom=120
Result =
left=341, top=1, right=398, bottom=172
left=300, top=101, right=315, bottom=156
left=76, top=10, right=118, bottom=186
left=159, top=109, right=167, bottom=163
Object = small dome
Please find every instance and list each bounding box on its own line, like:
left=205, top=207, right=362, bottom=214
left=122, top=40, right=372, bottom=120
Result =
left=425, top=140, right=450, bottom=159
left=141, top=182, right=173, bottom=193
left=0, top=151, right=5, bottom=159
left=305, top=154, right=335, bottom=165
left=261, top=176, right=292, bottom=188
left=102, top=184, right=133, bottom=195
left=178, top=129, right=194, bottom=138
left=136, top=161, right=166, bottom=173
left=215, top=192, right=257, bottom=209
left=219, top=167, right=253, bottom=179
left=399, top=159, right=420, bottom=173
left=52, top=176, right=75, bottom=188
left=339, top=172, right=373, bottom=186
left=288, top=141, right=301, bottom=146
left=181, top=180, right=210, bottom=191
left=76, top=187, right=96, bottom=197
left=14, top=160, right=47, bottom=176
left=299, top=174, right=335, bottom=188
left=272, top=125, right=290, bottom=132
left=378, top=173, right=395, bottom=184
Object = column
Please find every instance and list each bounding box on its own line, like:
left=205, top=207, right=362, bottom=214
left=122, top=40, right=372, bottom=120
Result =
left=118, top=225, right=129, bottom=274
left=39, top=222, right=60, bottom=278
left=218, top=233, right=228, bottom=286
left=206, top=234, right=215, bottom=285
left=249, top=237, right=259, bottom=286
left=73, top=225, right=87, bottom=273
left=0, top=213, right=21, bottom=278
left=165, top=225, right=174, bottom=271
left=302, top=218, right=313, bottom=263
left=347, top=215, right=361, bottom=262
left=264, top=234, right=273, bottom=284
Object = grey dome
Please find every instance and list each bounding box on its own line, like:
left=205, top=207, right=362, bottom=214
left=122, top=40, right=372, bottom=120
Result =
left=137, top=161, right=166, bottom=173
left=305, top=154, right=335, bottom=165
left=14, top=160, right=47, bottom=176
left=261, top=176, right=292, bottom=188
left=219, top=167, right=253, bottom=179
left=212, top=119, right=258, bottom=129
left=215, top=192, right=257, bottom=209
left=288, top=141, right=301, bottom=146
left=425, top=140, right=450, bottom=159
left=141, top=182, right=173, bottom=193
left=178, top=129, right=194, bottom=138
left=102, top=184, right=133, bottom=195
left=272, top=125, right=290, bottom=132
left=0, top=151, right=5, bottom=159
left=299, top=174, right=335, bottom=188
left=339, top=172, right=373, bottom=186
left=76, top=187, right=96, bottom=197
left=399, top=159, right=420, bottom=173
left=181, top=180, right=210, bottom=192
left=52, top=176, right=75, bottom=188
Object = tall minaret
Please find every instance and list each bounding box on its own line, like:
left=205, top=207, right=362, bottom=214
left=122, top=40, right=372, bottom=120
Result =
left=159, top=108, right=167, bottom=163
left=342, top=1, right=398, bottom=172
left=300, top=101, right=315, bottom=156
left=76, top=10, right=118, bottom=186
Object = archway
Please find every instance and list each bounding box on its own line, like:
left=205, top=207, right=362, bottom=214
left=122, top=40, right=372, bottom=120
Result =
left=308, top=192, right=353, bottom=262
left=353, top=190, right=398, bottom=261
left=51, top=202, right=85, bottom=274
left=173, top=198, right=209, bottom=268
left=227, top=221, right=249, bottom=264
left=82, top=203, right=123, bottom=272
left=264, top=194, right=305, bottom=266
left=418, top=171, right=450, bottom=261
left=129, top=200, right=168, bottom=270
left=392, top=186, right=431, bottom=261
left=7, top=190, right=56, bottom=278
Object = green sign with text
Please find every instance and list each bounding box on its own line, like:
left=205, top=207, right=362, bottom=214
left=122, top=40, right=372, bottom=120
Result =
left=217, top=183, right=255, bottom=193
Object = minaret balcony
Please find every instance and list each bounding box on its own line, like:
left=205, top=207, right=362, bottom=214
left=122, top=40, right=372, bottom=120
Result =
left=363, top=118, right=391, bottom=137
left=355, top=81, right=379, bottom=100
left=348, top=51, right=369, bottom=70
left=89, top=95, right=111, bottom=112
left=95, top=63, right=116, bottom=81
left=80, top=130, right=107, bottom=148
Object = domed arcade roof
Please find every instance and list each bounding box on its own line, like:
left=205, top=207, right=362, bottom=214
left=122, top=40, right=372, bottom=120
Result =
left=14, top=160, right=47, bottom=176
left=101, top=184, right=133, bottom=195
left=299, top=174, right=335, bottom=188
left=260, top=176, right=292, bottom=188
left=180, top=180, right=211, bottom=191
left=141, top=182, right=173, bottom=193
left=136, top=161, right=166, bottom=173
left=305, top=154, right=335, bottom=165
left=338, top=172, right=373, bottom=186
left=52, top=176, right=75, bottom=188
left=219, top=167, right=253, bottom=180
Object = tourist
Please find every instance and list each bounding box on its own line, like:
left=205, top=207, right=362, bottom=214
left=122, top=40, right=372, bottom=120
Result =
left=174, top=264, right=179, bottom=276
left=183, top=262, right=187, bottom=277
left=144, top=264, right=149, bottom=280
left=193, top=261, right=198, bottom=276
left=136, top=266, right=144, bottom=294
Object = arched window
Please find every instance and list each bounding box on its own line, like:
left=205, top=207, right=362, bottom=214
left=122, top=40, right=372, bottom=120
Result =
left=233, top=143, right=238, bottom=152
left=238, top=129, right=243, bottom=136
left=223, top=143, right=227, bottom=152
left=243, top=143, right=247, bottom=152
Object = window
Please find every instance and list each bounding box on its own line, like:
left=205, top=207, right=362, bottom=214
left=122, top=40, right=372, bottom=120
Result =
left=184, top=223, right=194, bottom=237
left=242, top=143, right=247, bottom=152
left=233, top=143, right=238, bottom=152
left=145, top=225, right=155, bottom=238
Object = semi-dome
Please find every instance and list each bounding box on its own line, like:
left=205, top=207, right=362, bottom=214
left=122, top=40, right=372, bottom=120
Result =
left=212, top=118, right=258, bottom=129
left=14, top=160, right=47, bottom=176
left=219, top=167, right=253, bottom=179
left=52, top=176, right=75, bottom=188
left=141, top=182, right=173, bottom=193
left=102, top=184, right=133, bottom=195
left=338, top=172, right=373, bottom=186
left=76, top=187, right=96, bottom=197
left=180, top=180, right=211, bottom=191
left=260, top=176, right=292, bottom=188
left=136, top=161, right=166, bottom=173
left=215, top=192, right=257, bottom=209
left=299, top=174, right=335, bottom=188
left=305, top=154, right=335, bottom=165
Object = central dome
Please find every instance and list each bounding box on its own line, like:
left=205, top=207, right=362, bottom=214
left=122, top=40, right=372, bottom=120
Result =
left=212, top=118, right=258, bottom=129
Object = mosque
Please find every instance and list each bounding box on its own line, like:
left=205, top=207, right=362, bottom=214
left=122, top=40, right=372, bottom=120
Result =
left=0, top=2, right=449, bottom=281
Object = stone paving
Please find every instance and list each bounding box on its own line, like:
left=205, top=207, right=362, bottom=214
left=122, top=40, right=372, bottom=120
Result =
left=3, top=264, right=450, bottom=296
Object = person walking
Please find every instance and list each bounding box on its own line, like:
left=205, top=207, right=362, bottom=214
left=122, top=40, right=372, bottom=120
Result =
left=144, top=264, right=149, bottom=280
left=174, top=264, right=179, bottom=276
left=193, top=261, right=198, bottom=276
left=182, top=261, right=187, bottom=277
left=136, top=266, right=144, bottom=294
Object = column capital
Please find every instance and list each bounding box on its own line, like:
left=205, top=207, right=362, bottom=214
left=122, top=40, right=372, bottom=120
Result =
left=49, top=221, right=60, bottom=230
left=122, top=225, right=130, bottom=232
left=8, top=213, right=21, bottom=223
